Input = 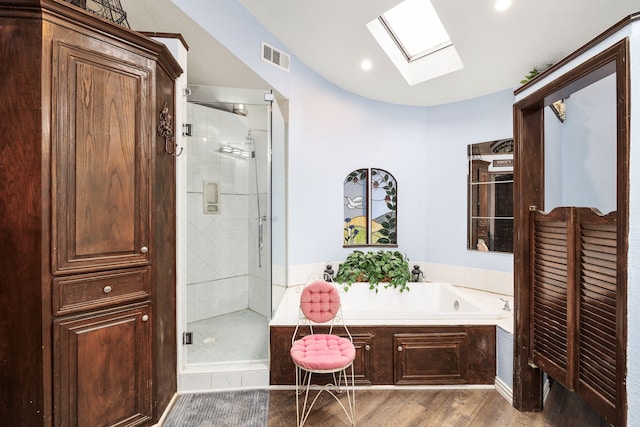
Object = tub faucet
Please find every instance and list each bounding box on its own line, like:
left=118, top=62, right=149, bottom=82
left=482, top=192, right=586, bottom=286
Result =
left=411, top=265, right=424, bottom=282
left=323, top=264, right=335, bottom=282
left=500, top=298, right=511, bottom=311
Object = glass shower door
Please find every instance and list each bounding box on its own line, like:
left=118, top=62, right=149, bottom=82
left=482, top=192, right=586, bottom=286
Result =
left=182, top=86, right=272, bottom=366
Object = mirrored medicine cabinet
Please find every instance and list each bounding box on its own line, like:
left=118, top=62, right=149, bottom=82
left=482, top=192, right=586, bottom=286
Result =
left=467, top=138, right=514, bottom=253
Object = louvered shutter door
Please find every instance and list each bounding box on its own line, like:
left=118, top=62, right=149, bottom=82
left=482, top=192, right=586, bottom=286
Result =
left=530, top=207, right=576, bottom=389
left=577, top=209, right=617, bottom=422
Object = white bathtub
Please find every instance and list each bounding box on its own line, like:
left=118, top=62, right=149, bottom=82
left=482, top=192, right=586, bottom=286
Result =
left=270, top=281, right=510, bottom=326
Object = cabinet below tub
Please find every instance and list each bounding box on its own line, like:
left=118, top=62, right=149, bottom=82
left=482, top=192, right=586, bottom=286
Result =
left=270, top=325, right=496, bottom=386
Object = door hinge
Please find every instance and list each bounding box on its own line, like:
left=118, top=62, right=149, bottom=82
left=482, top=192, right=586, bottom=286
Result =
left=183, top=331, right=193, bottom=345
left=182, top=123, right=192, bottom=137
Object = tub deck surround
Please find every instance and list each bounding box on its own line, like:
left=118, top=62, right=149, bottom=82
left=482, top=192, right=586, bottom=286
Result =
left=270, top=282, right=512, bottom=326
left=270, top=282, right=510, bottom=386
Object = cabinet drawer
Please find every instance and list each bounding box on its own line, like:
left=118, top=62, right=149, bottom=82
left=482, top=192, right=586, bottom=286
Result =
left=53, top=268, right=150, bottom=316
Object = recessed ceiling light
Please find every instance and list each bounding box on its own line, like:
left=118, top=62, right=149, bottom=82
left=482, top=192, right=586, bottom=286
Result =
left=495, top=0, right=512, bottom=12
left=361, top=59, right=372, bottom=71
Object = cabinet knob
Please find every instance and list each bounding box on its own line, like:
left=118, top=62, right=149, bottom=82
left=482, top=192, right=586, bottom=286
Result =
left=397, top=346, right=403, bottom=352
left=364, top=344, right=371, bottom=351
left=103, top=285, right=112, bottom=294
left=141, top=314, right=149, bottom=322
left=141, top=246, right=149, bottom=254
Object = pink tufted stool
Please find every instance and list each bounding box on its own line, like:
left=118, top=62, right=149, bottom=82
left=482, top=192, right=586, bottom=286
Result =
left=290, top=280, right=356, bottom=426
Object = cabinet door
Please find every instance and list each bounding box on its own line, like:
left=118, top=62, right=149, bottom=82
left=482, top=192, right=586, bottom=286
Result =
left=52, top=37, right=153, bottom=274
left=394, top=333, right=469, bottom=385
left=54, top=303, right=152, bottom=427
left=350, top=334, right=374, bottom=385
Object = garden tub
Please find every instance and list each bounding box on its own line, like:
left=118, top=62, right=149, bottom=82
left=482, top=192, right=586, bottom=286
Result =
left=270, top=282, right=509, bottom=386
left=270, top=281, right=507, bottom=326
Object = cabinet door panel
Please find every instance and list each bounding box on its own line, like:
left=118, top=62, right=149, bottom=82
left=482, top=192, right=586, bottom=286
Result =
left=54, top=304, right=152, bottom=427
left=394, top=333, right=468, bottom=385
left=52, top=39, right=152, bottom=274
left=350, top=334, right=374, bottom=385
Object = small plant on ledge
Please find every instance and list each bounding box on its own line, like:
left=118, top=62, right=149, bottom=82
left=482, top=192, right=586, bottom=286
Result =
left=335, top=250, right=411, bottom=293
left=520, top=63, right=554, bottom=85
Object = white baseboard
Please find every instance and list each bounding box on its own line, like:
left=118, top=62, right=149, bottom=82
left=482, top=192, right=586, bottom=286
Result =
left=494, top=376, right=513, bottom=404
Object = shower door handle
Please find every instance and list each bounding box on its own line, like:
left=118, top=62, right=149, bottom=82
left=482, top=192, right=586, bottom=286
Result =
left=258, top=216, right=266, bottom=251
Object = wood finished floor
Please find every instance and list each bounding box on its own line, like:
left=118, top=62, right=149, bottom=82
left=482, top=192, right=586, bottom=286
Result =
left=267, top=382, right=610, bottom=427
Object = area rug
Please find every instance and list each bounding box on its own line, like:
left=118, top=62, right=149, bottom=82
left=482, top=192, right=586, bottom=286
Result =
left=163, top=389, right=269, bottom=427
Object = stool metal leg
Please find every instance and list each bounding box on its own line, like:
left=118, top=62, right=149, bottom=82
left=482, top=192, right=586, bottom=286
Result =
left=294, top=364, right=356, bottom=427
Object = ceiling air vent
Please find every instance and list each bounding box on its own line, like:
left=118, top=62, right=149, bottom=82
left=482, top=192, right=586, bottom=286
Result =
left=262, top=42, right=290, bottom=72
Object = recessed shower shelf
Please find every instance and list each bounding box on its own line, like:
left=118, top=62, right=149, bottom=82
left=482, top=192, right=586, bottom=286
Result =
left=204, top=181, right=219, bottom=214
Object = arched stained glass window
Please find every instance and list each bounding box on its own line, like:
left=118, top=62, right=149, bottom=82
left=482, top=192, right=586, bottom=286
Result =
left=343, top=168, right=397, bottom=247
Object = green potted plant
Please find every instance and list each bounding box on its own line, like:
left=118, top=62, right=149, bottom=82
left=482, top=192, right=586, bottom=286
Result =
left=335, top=250, right=411, bottom=293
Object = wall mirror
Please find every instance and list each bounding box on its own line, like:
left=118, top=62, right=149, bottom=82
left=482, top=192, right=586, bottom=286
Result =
left=467, top=138, right=514, bottom=253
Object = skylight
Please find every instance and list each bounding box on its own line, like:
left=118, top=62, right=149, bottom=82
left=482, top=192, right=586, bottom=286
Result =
left=380, top=0, right=451, bottom=61
left=367, top=0, right=463, bottom=85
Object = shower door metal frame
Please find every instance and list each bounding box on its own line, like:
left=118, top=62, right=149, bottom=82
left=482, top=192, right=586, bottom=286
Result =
left=180, top=85, right=274, bottom=368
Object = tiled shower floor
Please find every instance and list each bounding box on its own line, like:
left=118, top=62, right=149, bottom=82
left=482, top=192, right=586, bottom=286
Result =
left=186, top=309, right=268, bottom=364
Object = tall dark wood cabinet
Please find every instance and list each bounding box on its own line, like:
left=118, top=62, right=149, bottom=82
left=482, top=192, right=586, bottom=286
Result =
left=0, top=1, right=182, bottom=426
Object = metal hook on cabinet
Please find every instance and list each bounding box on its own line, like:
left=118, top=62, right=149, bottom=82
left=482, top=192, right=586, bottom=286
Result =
left=165, top=137, right=183, bottom=157
left=158, top=101, right=183, bottom=157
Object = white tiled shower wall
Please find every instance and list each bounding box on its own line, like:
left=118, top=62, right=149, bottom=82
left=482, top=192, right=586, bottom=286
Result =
left=186, top=103, right=269, bottom=323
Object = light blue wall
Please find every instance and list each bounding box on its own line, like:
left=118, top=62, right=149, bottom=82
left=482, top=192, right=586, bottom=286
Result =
left=286, top=66, right=431, bottom=265
left=544, top=106, right=564, bottom=209
left=626, top=20, right=640, bottom=427
left=171, top=0, right=292, bottom=98
left=422, top=91, right=514, bottom=272
left=497, top=327, right=513, bottom=390
left=172, top=0, right=515, bottom=274
left=283, top=49, right=514, bottom=273
left=544, top=74, right=617, bottom=214
left=561, top=74, right=616, bottom=213
left=172, top=0, right=640, bottom=420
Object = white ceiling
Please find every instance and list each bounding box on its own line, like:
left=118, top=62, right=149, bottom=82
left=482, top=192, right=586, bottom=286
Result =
left=120, top=0, right=640, bottom=106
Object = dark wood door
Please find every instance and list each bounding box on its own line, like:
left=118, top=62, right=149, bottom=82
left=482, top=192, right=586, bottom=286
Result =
left=54, top=303, right=152, bottom=427
left=513, top=38, right=628, bottom=426
left=51, top=35, right=153, bottom=275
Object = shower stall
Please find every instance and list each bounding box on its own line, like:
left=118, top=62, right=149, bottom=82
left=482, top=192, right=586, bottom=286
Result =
left=182, top=86, right=273, bottom=367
